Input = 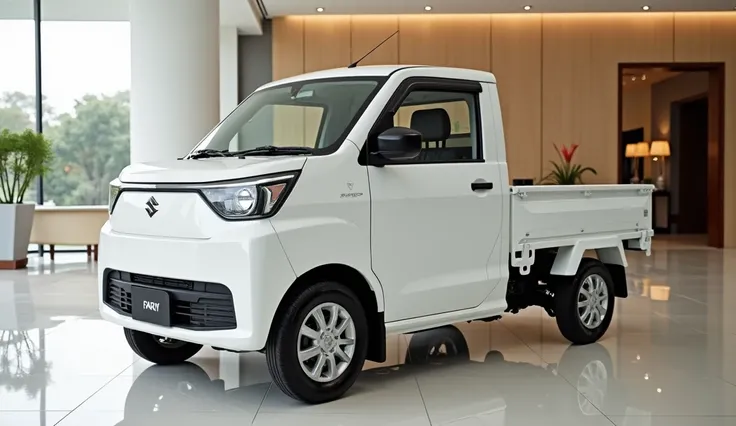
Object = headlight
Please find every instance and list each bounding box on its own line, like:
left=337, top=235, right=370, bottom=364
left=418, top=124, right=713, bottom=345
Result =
left=109, top=179, right=121, bottom=214
left=200, top=173, right=296, bottom=220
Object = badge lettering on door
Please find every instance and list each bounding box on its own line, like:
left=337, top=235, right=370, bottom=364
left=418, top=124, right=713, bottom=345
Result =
left=341, top=181, right=363, bottom=198
left=143, top=300, right=160, bottom=312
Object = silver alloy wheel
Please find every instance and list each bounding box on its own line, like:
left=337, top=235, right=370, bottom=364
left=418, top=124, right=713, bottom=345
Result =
left=297, top=302, right=356, bottom=383
left=577, top=274, right=609, bottom=329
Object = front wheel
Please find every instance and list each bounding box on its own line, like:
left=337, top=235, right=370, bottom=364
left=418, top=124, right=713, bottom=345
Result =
left=554, top=259, right=615, bottom=345
left=266, top=281, right=368, bottom=404
left=124, top=328, right=203, bottom=365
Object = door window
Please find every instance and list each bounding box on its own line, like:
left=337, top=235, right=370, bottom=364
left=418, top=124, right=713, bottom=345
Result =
left=375, top=90, right=481, bottom=163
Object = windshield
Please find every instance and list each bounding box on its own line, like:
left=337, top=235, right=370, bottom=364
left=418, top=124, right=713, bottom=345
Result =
left=191, top=77, right=384, bottom=156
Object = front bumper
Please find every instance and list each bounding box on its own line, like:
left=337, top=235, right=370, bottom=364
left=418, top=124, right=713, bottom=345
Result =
left=98, top=219, right=297, bottom=352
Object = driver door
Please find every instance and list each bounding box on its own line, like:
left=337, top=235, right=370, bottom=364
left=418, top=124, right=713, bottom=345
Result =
left=368, top=78, right=503, bottom=322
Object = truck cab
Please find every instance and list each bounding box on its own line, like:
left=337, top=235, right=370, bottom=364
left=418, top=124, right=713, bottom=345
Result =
left=101, top=65, right=653, bottom=404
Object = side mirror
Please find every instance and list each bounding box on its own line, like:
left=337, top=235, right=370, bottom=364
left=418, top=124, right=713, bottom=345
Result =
left=370, top=127, right=422, bottom=164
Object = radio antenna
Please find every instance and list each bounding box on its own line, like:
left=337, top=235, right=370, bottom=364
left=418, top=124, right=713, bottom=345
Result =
left=348, top=30, right=399, bottom=68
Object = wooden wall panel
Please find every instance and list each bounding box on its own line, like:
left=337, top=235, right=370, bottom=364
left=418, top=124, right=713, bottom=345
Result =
left=541, top=15, right=594, bottom=181
left=674, top=13, right=736, bottom=247
left=444, top=15, right=492, bottom=71
left=398, top=15, right=491, bottom=69
left=398, top=15, right=449, bottom=66
left=351, top=16, right=399, bottom=65
left=491, top=14, right=542, bottom=182
left=541, top=14, right=674, bottom=184
left=272, top=17, right=304, bottom=80
left=303, top=16, right=352, bottom=72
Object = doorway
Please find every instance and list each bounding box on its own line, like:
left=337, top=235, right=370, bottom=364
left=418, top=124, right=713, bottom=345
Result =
left=617, top=63, right=725, bottom=248
left=675, top=96, right=708, bottom=234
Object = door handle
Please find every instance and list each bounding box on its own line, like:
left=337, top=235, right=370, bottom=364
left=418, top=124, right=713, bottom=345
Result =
left=471, top=181, right=494, bottom=191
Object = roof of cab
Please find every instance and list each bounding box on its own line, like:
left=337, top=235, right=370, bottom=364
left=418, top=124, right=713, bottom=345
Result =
left=257, top=65, right=496, bottom=91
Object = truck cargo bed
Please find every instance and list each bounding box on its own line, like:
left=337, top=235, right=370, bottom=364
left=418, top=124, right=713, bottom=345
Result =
left=509, top=184, right=654, bottom=272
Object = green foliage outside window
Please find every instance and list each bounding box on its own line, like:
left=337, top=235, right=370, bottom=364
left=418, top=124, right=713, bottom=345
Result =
left=0, top=91, right=130, bottom=206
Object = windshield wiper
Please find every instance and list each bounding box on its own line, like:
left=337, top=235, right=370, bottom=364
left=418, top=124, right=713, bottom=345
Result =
left=187, top=149, right=229, bottom=159
left=227, top=145, right=314, bottom=157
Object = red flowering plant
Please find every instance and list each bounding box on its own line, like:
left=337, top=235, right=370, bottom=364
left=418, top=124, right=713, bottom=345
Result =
left=542, top=143, right=597, bottom=185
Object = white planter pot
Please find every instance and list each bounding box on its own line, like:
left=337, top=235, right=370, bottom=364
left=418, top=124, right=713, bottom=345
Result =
left=0, top=204, right=36, bottom=269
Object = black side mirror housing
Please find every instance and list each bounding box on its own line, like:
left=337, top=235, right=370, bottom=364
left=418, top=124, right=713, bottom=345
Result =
left=370, top=127, right=422, bottom=165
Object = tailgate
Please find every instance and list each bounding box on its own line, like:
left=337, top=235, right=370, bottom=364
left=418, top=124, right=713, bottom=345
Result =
left=510, top=184, right=653, bottom=249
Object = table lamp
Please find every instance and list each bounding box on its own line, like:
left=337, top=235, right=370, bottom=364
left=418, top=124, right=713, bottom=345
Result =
left=649, top=140, right=670, bottom=190
left=626, top=142, right=649, bottom=183
left=625, top=143, right=639, bottom=183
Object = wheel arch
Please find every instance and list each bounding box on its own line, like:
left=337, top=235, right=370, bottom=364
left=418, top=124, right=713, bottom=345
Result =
left=549, top=238, right=628, bottom=298
left=269, top=263, right=386, bottom=363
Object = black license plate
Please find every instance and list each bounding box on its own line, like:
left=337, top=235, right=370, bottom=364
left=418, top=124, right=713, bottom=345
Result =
left=131, top=286, right=171, bottom=327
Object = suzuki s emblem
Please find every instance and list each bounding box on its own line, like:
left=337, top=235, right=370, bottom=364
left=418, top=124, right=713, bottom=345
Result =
left=145, top=196, right=159, bottom=217
left=347, top=182, right=354, bottom=191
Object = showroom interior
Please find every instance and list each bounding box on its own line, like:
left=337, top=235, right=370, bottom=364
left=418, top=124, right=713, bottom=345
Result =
left=1, top=0, right=736, bottom=424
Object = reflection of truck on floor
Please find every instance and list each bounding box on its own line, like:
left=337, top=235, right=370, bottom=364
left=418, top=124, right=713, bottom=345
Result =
left=101, top=65, right=654, bottom=403
left=116, top=326, right=618, bottom=425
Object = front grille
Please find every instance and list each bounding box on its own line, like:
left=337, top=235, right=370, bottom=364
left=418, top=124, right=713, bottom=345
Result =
left=103, top=270, right=237, bottom=331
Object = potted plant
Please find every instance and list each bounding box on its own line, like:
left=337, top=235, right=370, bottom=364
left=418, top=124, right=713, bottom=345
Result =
left=542, top=143, right=597, bottom=185
left=0, top=129, right=53, bottom=269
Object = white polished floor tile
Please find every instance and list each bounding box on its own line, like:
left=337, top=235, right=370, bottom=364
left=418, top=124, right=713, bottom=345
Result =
left=54, top=410, right=125, bottom=425
left=253, top=413, right=431, bottom=426
left=0, top=245, right=735, bottom=426
left=609, top=416, right=736, bottom=426
left=585, top=376, right=736, bottom=417
left=73, top=363, right=271, bottom=423
left=0, top=374, right=114, bottom=411
left=260, top=370, right=427, bottom=416
left=0, top=411, right=69, bottom=426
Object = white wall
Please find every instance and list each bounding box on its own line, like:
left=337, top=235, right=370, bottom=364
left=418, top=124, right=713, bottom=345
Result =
left=220, top=26, right=239, bottom=120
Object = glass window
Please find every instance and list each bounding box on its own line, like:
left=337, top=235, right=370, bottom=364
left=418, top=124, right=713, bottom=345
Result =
left=382, top=90, right=480, bottom=162
left=0, top=9, right=38, bottom=202
left=194, top=78, right=382, bottom=154
left=41, top=21, right=131, bottom=207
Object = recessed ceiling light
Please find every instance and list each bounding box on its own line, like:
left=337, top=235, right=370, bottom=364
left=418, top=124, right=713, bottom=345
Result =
left=316, top=7, right=324, bottom=12
left=523, top=5, right=532, bottom=11
left=424, top=5, right=433, bottom=11
left=642, top=5, right=650, bottom=10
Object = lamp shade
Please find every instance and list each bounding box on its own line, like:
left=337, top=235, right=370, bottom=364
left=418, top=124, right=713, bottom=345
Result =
left=635, top=142, right=650, bottom=158
left=625, top=143, right=638, bottom=158
left=649, top=140, right=670, bottom=157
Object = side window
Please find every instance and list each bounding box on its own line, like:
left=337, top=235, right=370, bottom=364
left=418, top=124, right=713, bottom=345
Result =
left=392, top=90, right=480, bottom=162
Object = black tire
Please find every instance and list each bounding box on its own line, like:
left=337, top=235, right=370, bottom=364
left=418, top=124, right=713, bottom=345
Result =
left=266, top=281, right=368, bottom=404
left=124, top=328, right=202, bottom=365
left=554, top=259, right=615, bottom=345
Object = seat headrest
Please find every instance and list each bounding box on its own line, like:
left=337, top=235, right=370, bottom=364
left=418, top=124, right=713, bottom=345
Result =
left=410, top=108, right=451, bottom=142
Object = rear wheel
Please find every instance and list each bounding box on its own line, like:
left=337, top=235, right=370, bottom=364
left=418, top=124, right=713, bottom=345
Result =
left=266, top=281, right=368, bottom=404
left=124, top=328, right=202, bottom=365
left=554, top=259, right=615, bottom=345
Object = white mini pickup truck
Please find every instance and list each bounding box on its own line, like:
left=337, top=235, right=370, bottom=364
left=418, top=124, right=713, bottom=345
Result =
left=100, top=65, right=654, bottom=404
